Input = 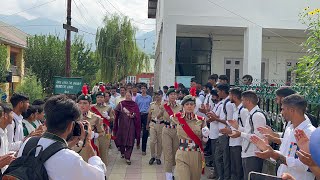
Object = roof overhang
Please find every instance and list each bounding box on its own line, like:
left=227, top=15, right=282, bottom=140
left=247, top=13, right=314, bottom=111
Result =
left=148, top=0, right=158, bottom=19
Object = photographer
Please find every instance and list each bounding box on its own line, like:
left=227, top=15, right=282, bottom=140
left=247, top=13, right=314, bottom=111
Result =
left=16, top=95, right=106, bottom=179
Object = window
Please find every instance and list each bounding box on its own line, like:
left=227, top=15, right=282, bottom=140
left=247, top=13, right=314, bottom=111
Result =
left=126, top=76, right=136, bottom=84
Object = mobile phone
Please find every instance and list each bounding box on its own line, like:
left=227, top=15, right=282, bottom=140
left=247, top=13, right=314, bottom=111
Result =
left=73, top=122, right=81, bottom=136
left=249, top=172, right=282, bottom=180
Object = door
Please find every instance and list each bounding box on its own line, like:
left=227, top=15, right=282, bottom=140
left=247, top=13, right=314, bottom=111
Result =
left=261, top=58, right=269, bottom=82
left=224, top=58, right=243, bottom=85
left=286, top=60, right=298, bottom=85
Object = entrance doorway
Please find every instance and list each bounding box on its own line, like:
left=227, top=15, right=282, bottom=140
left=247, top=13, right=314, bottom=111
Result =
left=224, top=58, right=243, bottom=85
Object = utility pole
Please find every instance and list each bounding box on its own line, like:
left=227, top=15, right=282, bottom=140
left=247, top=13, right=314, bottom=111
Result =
left=63, top=0, right=78, bottom=77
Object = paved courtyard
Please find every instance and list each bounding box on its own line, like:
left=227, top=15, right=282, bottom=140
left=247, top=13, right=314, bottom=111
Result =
left=106, top=141, right=213, bottom=180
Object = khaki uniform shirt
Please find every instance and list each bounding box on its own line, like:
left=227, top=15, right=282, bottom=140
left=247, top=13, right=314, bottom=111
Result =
left=149, top=101, right=163, bottom=121
left=92, top=103, right=115, bottom=122
left=160, top=101, right=182, bottom=125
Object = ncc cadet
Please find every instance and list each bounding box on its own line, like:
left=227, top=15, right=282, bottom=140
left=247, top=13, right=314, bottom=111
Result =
left=75, top=94, right=106, bottom=165
left=160, top=88, right=182, bottom=180
left=147, top=90, right=165, bottom=165
left=171, top=95, right=210, bottom=180
left=91, top=91, right=114, bottom=166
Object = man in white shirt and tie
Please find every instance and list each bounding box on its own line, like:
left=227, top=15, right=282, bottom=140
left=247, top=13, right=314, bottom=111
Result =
left=17, top=95, right=106, bottom=180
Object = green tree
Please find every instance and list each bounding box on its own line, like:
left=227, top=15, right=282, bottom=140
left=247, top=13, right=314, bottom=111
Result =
left=0, top=44, right=8, bottom=82
left=295, top=8, right=320, bottom=85
left=96, top=14, right=150, bottom=82
left=16, top=73, right=44, bottom=102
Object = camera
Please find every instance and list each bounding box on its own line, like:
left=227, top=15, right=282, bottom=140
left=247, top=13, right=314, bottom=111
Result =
left=73, top=122, right=88, bottom=136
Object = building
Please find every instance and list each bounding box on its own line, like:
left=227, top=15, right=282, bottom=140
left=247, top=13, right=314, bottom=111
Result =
left=148, top=0, right=320, bottom=88
left=0, top=21, right=28, bottom=99
left=124, top=59, right=155, bottom=87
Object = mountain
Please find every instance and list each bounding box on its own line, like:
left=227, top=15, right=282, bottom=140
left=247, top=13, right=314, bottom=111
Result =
left=0, top=14, right=155, bottom=54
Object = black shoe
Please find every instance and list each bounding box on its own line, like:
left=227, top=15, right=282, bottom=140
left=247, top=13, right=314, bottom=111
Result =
left=149, top=158, right=155, bottom=165
left=121, top=154, right=124, bottom=158
left=126, top=159, right=131, bottom=165
left=172, top=176, right=175, bottom=180
left=156, top=159, right=161, bottom=165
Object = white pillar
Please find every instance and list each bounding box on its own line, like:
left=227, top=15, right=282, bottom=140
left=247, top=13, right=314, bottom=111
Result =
left=159, top=21, right=176, bottom=87
left=243, top=25, right=262, bottom=81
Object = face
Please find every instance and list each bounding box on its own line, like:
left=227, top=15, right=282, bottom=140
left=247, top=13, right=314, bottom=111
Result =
left=36, top=111, right=45, bottom=120
left=78, top=100, right=90, bottom=113
left=132, top=88, right=138, bottom=94
left=125, top=92, right=132, bottom=100
left=241, top=97, right=249, bottom=108
left=275, top=95, right=283, bottom=105
left=111, top=89, right=116, bottom=95
left=20, top=100, right=30, bottom=112
left=105, top=93, right=110, bottom=102
left=127, top=86, right=132, bottom=92
left=168, top=92, right=177, bottom=102
left=281, top=104, right=293, bottom=122
left=183, top=102, right=196, bottom=113
left=218, top=79, right=227, bottom=85
left=217, top=89, right=225, bottom=99
left=208, top=79, right=216, bottom=86
left=229, top=93, right=235, bottom=103
left=242, top=78, right=251, bottom=85
left=211, top=95, right=219, bottom=104
left=120, top=88, right=126, bottom=96
left=96, top=95, right=105, bottom=104
left=163, top=89, right=168, bottom=93
left=191, top=82, right=197, bottom=87
left=3, top=111, right=14, bottom=124
left=141, top=86, right=147, bottom=94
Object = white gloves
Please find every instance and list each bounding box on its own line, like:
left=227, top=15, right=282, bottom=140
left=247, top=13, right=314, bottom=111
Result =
left=102, top=111, right=110, bottom=119
left=202, top=126, right=210, bottom=137
left=91, top=132, right=100, bottom=139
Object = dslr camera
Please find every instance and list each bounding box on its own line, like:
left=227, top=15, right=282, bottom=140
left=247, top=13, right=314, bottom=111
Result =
left=73, top=122, right=88, bottom=136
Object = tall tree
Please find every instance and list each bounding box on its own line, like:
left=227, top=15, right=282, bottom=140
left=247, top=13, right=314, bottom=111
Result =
left=96, top=14, right=150, bottom=82
left=0, top=44, right=8, bottom=82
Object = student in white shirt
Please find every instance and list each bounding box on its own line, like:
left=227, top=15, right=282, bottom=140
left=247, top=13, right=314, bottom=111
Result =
left=0, top=103, right=18, bottom=172
left=7, top=93, right=30, bottom=144
left=17, top=95, right=106, bottom=180
left=251, top=94, right=316, bottom=180
left=110, top=86, right=120, bottom=105
left=207, top=84, right=233, bottom=180
left=228, top=90, right=266, bottom=180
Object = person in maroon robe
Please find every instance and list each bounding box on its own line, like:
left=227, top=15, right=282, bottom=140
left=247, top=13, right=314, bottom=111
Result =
left=113, top=91, right=141, bottom=165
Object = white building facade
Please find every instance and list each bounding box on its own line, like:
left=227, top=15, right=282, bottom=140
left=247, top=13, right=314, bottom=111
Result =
left=148, top=0, right=320, bottom=88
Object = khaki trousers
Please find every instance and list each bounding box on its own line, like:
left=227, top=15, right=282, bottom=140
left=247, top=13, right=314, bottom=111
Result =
left=162, top=127, right=179, bottom=173
left=150, top=123, right=165, bottom=159
left=98, top=134, right=110, bottom=166
left=175, top=150, right=202, bottom=180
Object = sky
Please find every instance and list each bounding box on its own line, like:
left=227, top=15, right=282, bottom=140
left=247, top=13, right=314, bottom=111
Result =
left=0, top=0, right=156, bottom=32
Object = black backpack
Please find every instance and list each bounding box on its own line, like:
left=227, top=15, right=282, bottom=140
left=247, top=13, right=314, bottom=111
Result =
left=2, top=136, right=67, bottom=180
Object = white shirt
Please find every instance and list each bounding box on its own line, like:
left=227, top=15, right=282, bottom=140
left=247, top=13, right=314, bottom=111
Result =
left=7, top=112, right=24, bottom=143
left=218, top=97, right=234, bottom=136
left=277, top=119, right=315, bottom=180
left=239, top=105, right=266, bottom=158
left=194, top=97, right=206, bottom=117
left=204, top=94, right=214, bottom=110
left=209, top=101, right=223, bottom=139
left=0, top=128, right=20, bottom=172
left=33, top=120, right=42, bottom=128
left=22, top=119, right=36, bottom=136
left=110, top=93, right=120, bottom=105
left=17, top=137, right=106, bottom=180
left=229, top=103, right=249, bottom=147
left=162, top=94, right=168, bottom=102
left=132, top=93, right=141, bottom=102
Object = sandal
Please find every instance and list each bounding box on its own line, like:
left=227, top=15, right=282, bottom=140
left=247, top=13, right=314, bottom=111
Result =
left=126, top=159, right=131, bottom=165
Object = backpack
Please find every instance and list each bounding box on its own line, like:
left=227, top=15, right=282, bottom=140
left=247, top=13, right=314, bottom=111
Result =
left=223, top=99, right=231, bottom=120
left=2, top=136, right=67, bottom=180
left=237, top=106, right=244, bottom=127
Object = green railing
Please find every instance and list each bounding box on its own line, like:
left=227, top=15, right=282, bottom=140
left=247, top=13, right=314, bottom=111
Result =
left=236, top=80, right=320, bottom=132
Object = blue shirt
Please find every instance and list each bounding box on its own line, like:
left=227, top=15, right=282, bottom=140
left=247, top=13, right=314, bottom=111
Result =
left=135, top=94, right=152, bottom=113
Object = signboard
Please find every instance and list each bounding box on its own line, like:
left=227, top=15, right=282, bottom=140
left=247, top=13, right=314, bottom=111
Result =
left=175, top=76, right=195, bottom=88
left=53, top=77, right=83, bottom=94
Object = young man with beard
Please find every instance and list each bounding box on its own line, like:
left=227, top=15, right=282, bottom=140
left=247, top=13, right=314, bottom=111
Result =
left=228, top=91, right=266, bottom=180
left=91, top=91, right=115, bottom=166
left=160, top=88, right=182, bottom=180
left=110, top=86, right=120, bottom=105
left=131, top=85, right=141, bottom=102
left=76, top=94, right=106, bottom=165
left=115, top=87, right=126, bottom=106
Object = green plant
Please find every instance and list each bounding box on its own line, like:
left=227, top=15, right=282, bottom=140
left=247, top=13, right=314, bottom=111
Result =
left=16, top=72, right=44, bottom=102
left=0, top=44, right=8, bottom=82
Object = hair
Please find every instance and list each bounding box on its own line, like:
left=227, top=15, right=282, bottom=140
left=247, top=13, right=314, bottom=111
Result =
left=196, top=89, right=200, bottom=96
left=242, top=90, right=259, bottom=105
left=120, top=86, right=126, bottom=90
left=218, top=75, right=229, bottom=82
left=178, top=83, right=185, bottom=89
left=32, top=99, right=45, bottom=113
left=32, top=99, right=45, bottom=106
left=111, top=86, right=117, bottom=90
left=210, top=89, right=218, bottom=97
left=44, top=95, right=81, bottom=134
left=275, top=87, right=296, bottom=98
left=229, top=87, right=243, bottom=100
left=190, top=78, right=197, bottom=83
left=140, top=83, right=148, bottom=88
left=208, top=74, right=218, bottom=81
left=22, top=105, right=37, bottom=119
left=216, top=84, right=230, bottom=94
left=282, top=94, right=307, bottom=113
left=169, top=86, right=175, bottom=89
left=205, top=83, right=213, bottom=91
left=0, top=103, right=13, bottom=114
left=180, top=88, right=189, bottom=95
left=105, top=92, right=111, bottom=97
left=10, top=93, right=29, bottom=108
left=242, top=74, right=253, bottom=82
left=163, top=86, right=169, bottom=90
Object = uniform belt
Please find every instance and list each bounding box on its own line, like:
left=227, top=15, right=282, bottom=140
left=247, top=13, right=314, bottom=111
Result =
left=165, top=125, right=176, bottom=129
left=164, top=121, right=171, bottom=126
left=179, top=139, right=200, bottom=151
left=151, top=120, right=165, bottom=124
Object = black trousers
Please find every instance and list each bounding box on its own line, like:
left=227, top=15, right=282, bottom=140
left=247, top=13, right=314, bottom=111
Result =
left=230, top=146, right=243, bottom=180
left=140, top=113, right=149, bottom=152
left=215, top=135, right=231, bottom=180
left=210, top=138, right=217, bottom=170
left=242, top=156, right=264, bottom=180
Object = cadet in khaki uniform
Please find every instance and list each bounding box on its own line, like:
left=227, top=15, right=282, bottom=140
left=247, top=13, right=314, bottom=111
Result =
left=171, top=95, right=210, bottom=180
left=91, top=91, right=115, bottom=166
left=160, top=88, right=182, bottom=180
left=76, top=94, right=106, bottom=164
left=147, top=90, right=165, bottom=165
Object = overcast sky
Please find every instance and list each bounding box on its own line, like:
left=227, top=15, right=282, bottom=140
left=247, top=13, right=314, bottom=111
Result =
left=0, top=0, right=156, bottom=32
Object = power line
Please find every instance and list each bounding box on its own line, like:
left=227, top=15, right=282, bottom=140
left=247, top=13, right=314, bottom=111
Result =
left=97, top=0, right=111, bottom=15
left=77, top=0, right=101, bottom=27
left=72, top=0, right=90, bottom=30
left=206, top=0, right=301, bottom=47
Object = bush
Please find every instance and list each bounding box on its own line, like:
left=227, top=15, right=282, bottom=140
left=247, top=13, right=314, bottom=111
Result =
left=16, top=73, right=44, bottom=102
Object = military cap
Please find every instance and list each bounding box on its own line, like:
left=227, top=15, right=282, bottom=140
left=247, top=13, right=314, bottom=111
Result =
left=166, top=88, right=176, bottom=96
left=96, top=91, right=105, bottom=97
left=77, top=94, right=92, bottom=102
left=181, top=95, right=196, bottom=106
